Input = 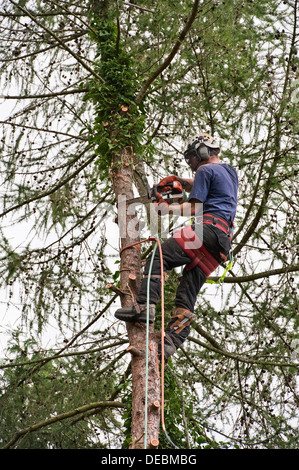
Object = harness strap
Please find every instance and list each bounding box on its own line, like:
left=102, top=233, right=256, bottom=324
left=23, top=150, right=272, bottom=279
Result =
left=201, top=213, right=233, bottom=240
left=173, top=224, right=221, bottom=275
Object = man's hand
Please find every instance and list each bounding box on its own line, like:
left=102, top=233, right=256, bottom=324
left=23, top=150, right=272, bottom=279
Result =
left=158, top=175, right=177, bottom=188
left=158, top=175, right=194, bottom=193
left=155, top=198, right=201, bottom=217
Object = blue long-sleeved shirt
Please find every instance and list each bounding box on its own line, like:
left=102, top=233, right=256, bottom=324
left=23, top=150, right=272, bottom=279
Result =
left=188, top=163, right=238, bottom=225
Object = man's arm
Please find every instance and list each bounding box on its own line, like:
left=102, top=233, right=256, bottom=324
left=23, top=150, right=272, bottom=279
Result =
left=176, top=177, right=194, bottom=193
left=155, top=198, right=202, bottom=217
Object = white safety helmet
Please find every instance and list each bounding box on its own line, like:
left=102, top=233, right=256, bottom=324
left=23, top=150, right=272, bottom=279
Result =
left=184, top=133, right=220, bottom=162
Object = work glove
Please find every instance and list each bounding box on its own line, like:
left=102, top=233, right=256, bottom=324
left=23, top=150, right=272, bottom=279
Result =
left=158, top=175, right=177, bottom=189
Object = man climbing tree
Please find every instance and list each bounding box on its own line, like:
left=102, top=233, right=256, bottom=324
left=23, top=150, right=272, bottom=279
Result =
left=115, top=133, right=238, bottom=361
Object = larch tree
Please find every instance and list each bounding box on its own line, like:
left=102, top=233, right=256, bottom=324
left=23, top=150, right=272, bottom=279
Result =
left=0, top=0, right=298, bottom=449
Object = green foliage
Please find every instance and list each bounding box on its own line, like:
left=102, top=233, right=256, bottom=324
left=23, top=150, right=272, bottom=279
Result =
left=0, top=331, right=123, bottom=448
left=159, top=365, right=227, bottom=449
left=120, top=388, right=133, bottom=449
left=83, top=9, right=146, bottom=176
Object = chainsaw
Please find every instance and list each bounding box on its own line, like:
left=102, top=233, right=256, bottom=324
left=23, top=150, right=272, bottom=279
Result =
left=122, top=181, right=187, bottom=206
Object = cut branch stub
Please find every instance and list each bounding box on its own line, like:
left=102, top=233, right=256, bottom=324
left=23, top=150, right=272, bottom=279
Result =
left=126, top=345, right=144, bottom=357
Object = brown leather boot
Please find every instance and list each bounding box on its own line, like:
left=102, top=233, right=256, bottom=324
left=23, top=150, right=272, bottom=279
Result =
left=159, top=308, right=196, bottom=361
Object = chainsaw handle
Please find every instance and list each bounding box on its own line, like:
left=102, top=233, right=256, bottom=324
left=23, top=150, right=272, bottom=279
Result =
left=151, top=181, right=185, bottom=204
left=151, top=184, right=159, bottom=202
left=156, top=180, right=183, bottom=194
left=151, top=184, right=169, bottom=203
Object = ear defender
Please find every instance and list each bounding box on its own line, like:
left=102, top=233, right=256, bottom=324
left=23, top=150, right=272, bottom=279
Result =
left=184, top=133, right=220, bottom=164
left=197, top=144, right=209, bottom=161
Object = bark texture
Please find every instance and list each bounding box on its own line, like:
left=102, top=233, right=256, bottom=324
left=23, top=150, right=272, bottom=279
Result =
left=110, top=146, right=161, bottom=449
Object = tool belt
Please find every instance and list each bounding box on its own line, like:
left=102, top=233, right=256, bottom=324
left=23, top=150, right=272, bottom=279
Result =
left=173, top=214, right=232, bottom=275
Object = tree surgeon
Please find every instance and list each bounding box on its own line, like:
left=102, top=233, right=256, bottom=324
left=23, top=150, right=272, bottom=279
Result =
left=115, top=133, right=239, bottom=361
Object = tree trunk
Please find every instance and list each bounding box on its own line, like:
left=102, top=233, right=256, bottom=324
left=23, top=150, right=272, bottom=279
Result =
left=110, top=147, right=161, bottom=449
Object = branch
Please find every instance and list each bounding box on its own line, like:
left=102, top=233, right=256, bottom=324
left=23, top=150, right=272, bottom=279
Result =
left=0, top=146, right=96, bottom=218
left=0, top=10, right=86, bottom=17
left=70, top=363, right=132, bottom=426
left=233, top=2, right=298, bottom=256
left=207, top=265, right=299, bottom=283
left=182, top=347, right=294, bottom=438
left=0, top=120, right=88, bottom=141
left=233, top=120, right=272, bottom=240
left=0, top=340, right=127, bottom=370
left=1, top=88, right=89, bottom=100
left=8, top=0, right=104, bottom=83
left=188, top=336, right=299, bottom=368
left=135, top=0, right=200, bottom=104
left=182, top=347, right=247, bottom=404
left=15, top=294, right=118, bottom=387
left=2, top=400, right=126, bottom=449
left=193, top=322, right=225, bottom=351
left=27, top=189, right=113, bottom=259
left=1, top=32, right=87, bottom=63
left=123, top=2, right=155, bottom=13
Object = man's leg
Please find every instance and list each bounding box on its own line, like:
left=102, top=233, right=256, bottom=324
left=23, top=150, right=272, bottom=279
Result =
left=162, top=266, right=206, bottom=360
left=114, top=236, right=206, bottom=361
left=162, top=224, right=229, bottom=360
left=114, top=237, right=191, bottom=323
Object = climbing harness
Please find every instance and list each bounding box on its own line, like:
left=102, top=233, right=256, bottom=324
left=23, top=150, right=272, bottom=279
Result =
left=206, top=250, right=234, bottom=285
left=198, top=213, right=233, bottom=240
left=161, top=214, right=234, bottom=282
left=173, top=214, right=233, bottom=280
